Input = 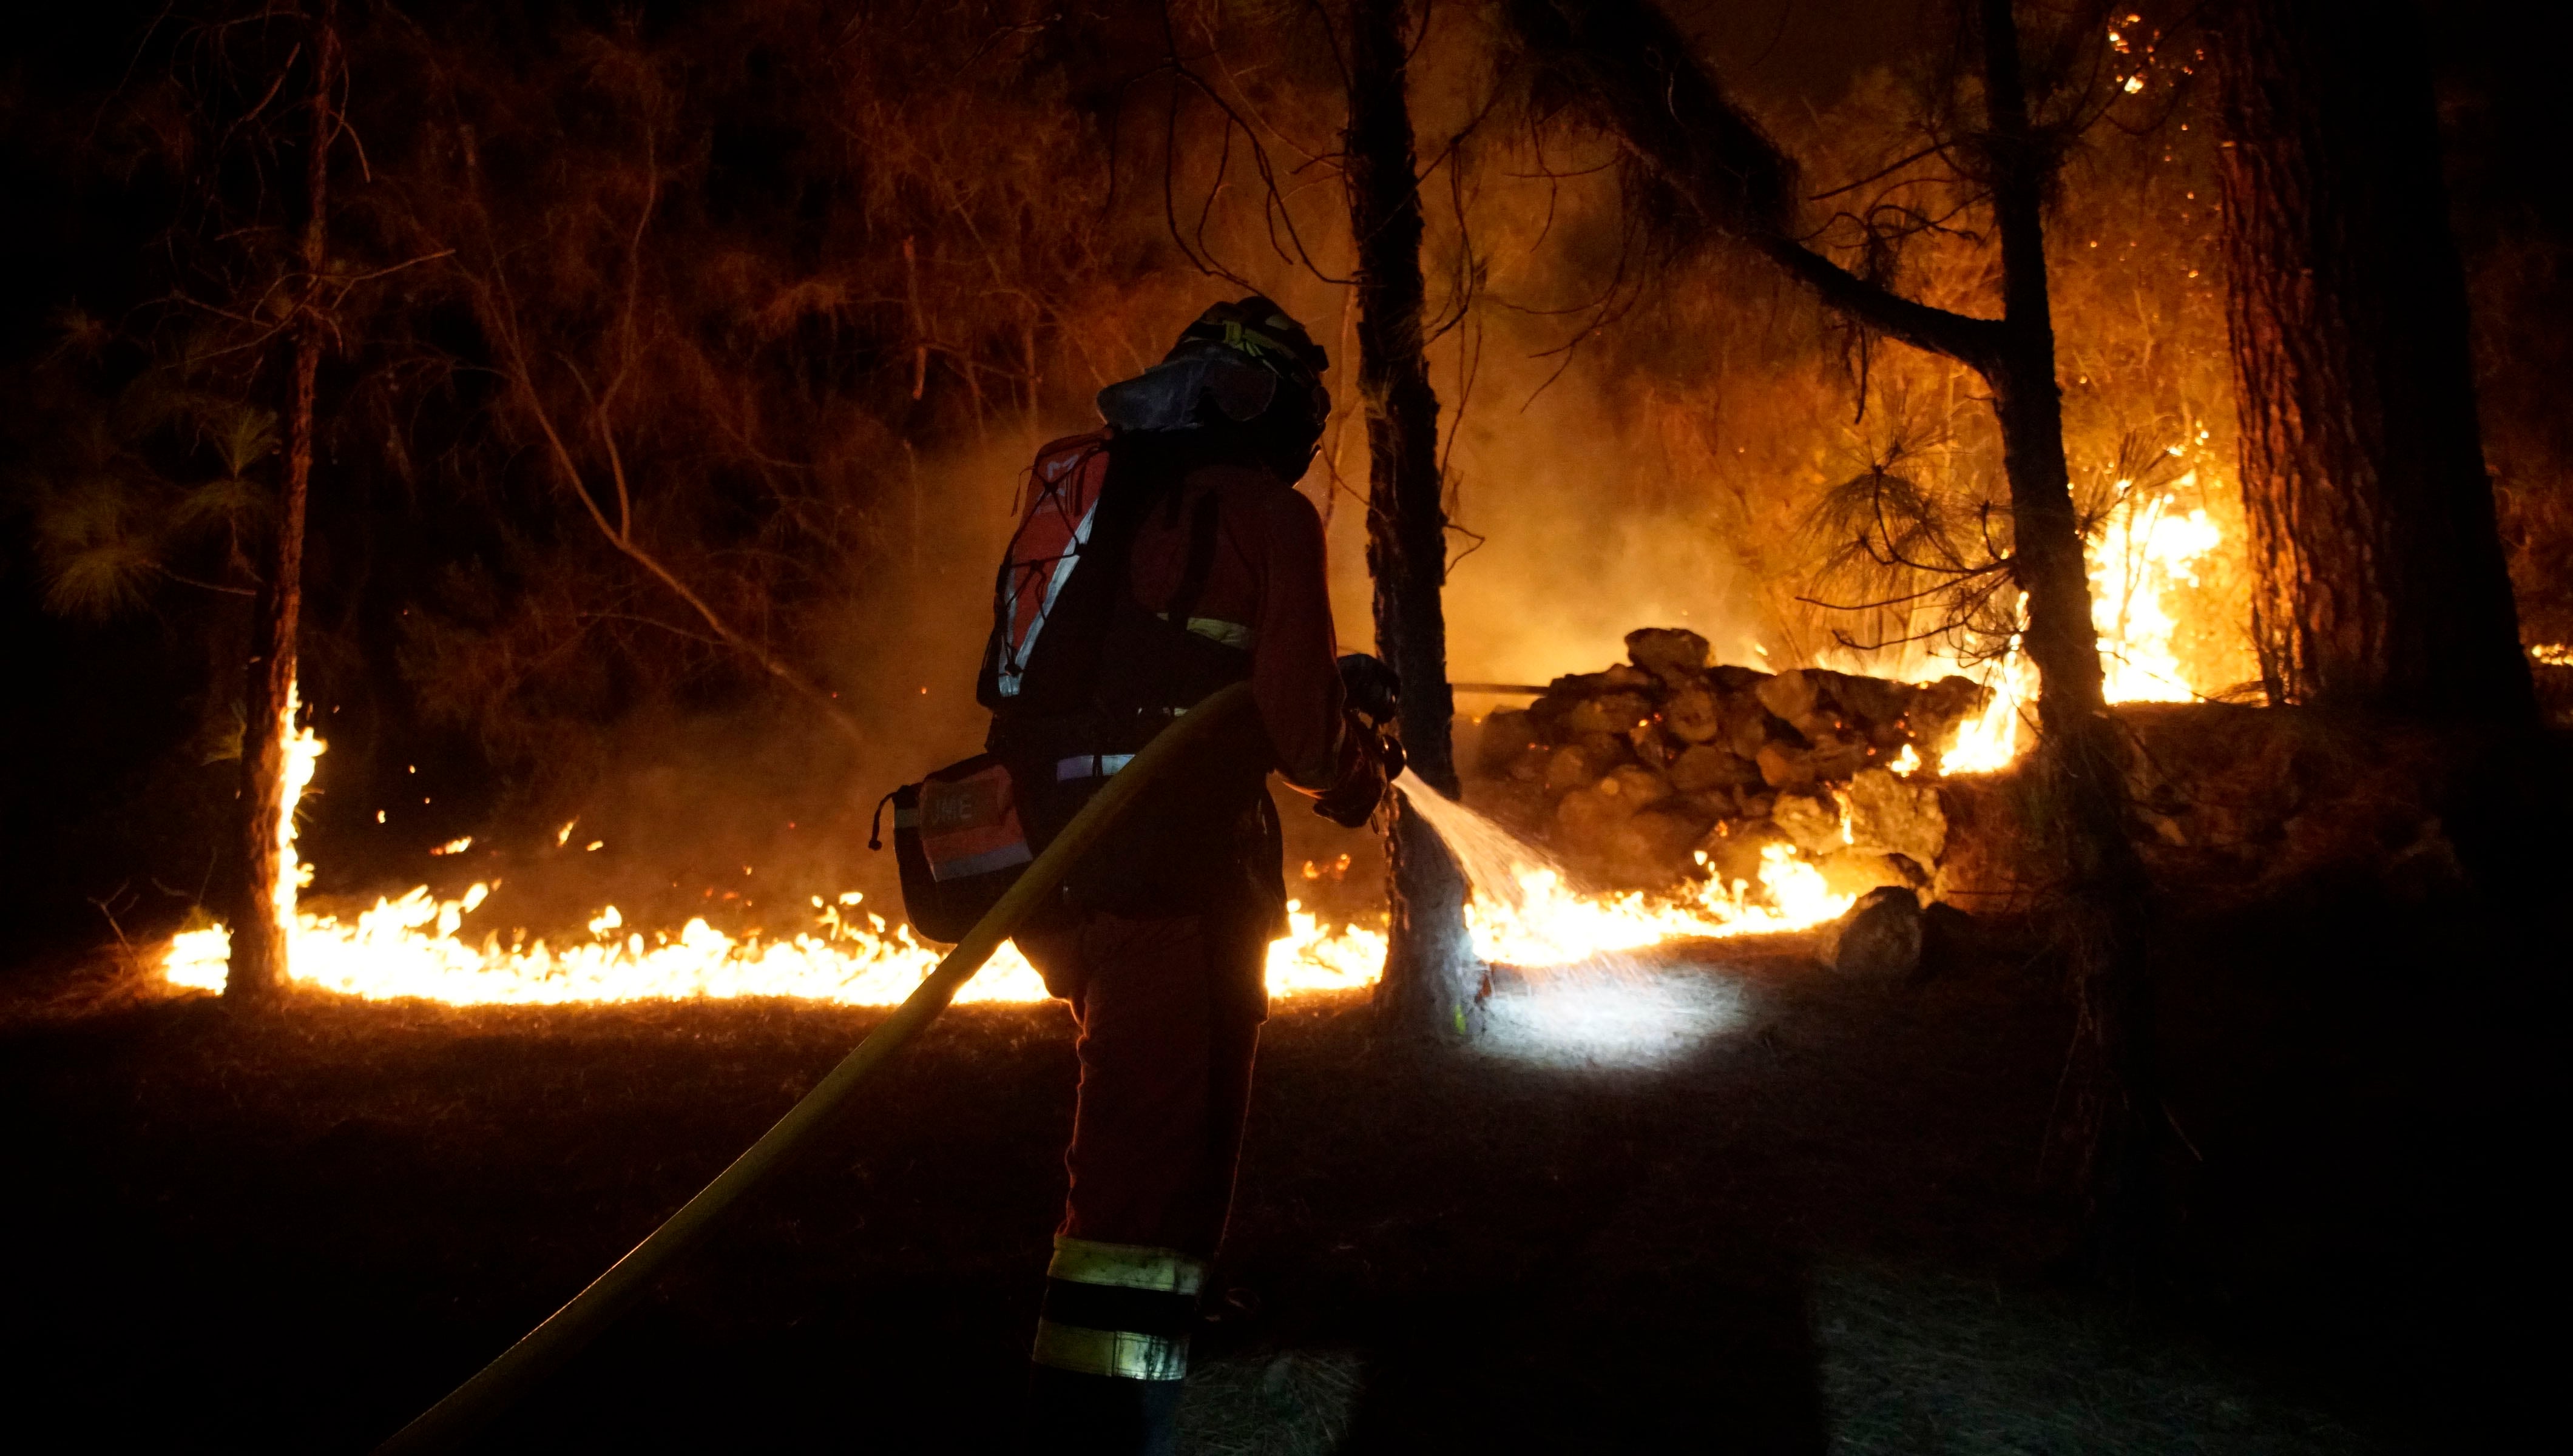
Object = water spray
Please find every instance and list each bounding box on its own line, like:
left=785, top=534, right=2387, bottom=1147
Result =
left=1388, top=769, right=1759, bottom=1070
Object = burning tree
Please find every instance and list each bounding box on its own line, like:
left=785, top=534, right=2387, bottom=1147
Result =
left=224, top=1, right=343, bottom=1003
left=1502, top=0, right=2171, bottom=1266
left=3, top=1, right=373, bottom=1001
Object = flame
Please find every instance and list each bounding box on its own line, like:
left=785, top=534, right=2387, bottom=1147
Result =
left=2090, top=478, right=2223, bottom=703
left=1936, top=473, right=2227, bottom=774
left=161, top=699, right=1862, bottom=1006
left=1939, top=607, right=2034, bottom=777
left=160, top=685, right=1393, bottom=1005
left=1463, top=847, right=1849, bottom=965
left=161, top=873, right=1398, bottom=1007
left=1393, top=771, right=1854, bottom=967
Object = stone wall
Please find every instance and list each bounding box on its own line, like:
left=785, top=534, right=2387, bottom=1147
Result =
left=1466, top=627, right=1986, bottom=894
left=1461, top=629, right=2497, bottom=915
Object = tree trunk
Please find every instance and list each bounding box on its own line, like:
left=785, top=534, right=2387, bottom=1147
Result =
left=2214, top=0, right=2534, bottom=717
left=226, top=7, right=336, bottom=1003
left=1977, top=0, right=2161, bottom=1273
left=1345, top=0, right=1481, bottom=1039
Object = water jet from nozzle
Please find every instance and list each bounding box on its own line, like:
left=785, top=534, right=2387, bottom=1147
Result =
left=1387, top=769, right=1749, bottom=1071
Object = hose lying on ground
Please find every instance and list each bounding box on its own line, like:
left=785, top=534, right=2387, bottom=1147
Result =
left=375, top=682, right=1257, bottom=1455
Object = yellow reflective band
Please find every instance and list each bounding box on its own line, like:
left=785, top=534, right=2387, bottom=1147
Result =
left=1222, top=320, right=1283, bottom=359
left=1180, top=616, right=1252, bottom=650
left=1047, top=1236, right=1207, bottom=1296
left=1032, top=1319, right=1190, bottom=1381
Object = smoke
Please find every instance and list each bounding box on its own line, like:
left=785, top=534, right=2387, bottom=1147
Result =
left=1422, top=359, right=1772, bottom=682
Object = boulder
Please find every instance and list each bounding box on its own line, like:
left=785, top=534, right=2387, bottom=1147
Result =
left=1626, top=626, right=1712, bottom=684
left=1476, top=708, right=1542, bottom=777
left=1805, top=733, right=1874, bottom=783
left=1843, top=766, right=1947, bottom=866
left=1669, top=743, right=1763, bottom=795
left=1564, top=690, right=1655, bottom=736
left=1596, top=763, right=1672, bottom=809
left=1554, top=784, right=1631, bottom=843
left=1628, top=720, right=1672, bottom=763
left=1754, top=669, right=1821, bottom=731
left=1546, top=667, right=1643, bottom=695
left=1662, top=682, right=1725, bottom=743
left=1458, top=632, right=2021, bottom=895
left=1606, top=804, right=1713, bottom=885
left=1756, top=741, right=1821, bottom=794
left=1527, top=689, right=1580, bottom=736
left=1711, top=664, right=1775, bottom=693
left=1725, top=701, right=1788, bottom=758
left=1597, top=662, right=1658, bottom=692
left=1825, top=672, right=1917, bottom=732
left=1543, top=738, right=1625, bottom=794
left=1677, top=787, right=1745, bottom=821
left=1831, top=886, right=1925, bottom=979
left=1771, top=790, right=1844, bottom=855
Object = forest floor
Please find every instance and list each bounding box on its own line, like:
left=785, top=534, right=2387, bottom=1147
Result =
left=0, top=888, right=2546, bottom=1454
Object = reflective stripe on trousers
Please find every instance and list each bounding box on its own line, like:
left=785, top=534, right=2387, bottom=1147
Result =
left=1030, top=1235, right=1206, bottom=1381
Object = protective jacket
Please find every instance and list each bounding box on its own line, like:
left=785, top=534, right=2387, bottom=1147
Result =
left=979, top=431, right=1375, bottom=929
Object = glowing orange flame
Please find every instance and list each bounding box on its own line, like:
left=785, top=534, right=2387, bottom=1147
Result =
left=1936, top=471, right=2228, bottom=774
left=162, top=706, right=1860, bottom=1006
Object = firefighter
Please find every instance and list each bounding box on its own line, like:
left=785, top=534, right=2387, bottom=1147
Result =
left=977, top=297, right=1394, bottom=1454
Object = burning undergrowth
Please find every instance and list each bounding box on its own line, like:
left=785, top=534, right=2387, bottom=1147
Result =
left=154, top=685, right=1865, bottom=1009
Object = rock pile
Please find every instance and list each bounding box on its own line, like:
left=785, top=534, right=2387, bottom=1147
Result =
left=1470, top=627, right=1989, bottom=891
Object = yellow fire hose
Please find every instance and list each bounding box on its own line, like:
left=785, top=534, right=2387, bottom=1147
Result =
left=375, top=682, right=1256, bottom=1454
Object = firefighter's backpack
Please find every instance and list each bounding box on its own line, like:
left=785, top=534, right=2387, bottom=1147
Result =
left=876, top=434, right=1131, bottom=942
left=876, top=432, right=1265, bottom=942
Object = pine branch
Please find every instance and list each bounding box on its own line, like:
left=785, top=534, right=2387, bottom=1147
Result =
left=1501, top=0, right=2010, bottom=372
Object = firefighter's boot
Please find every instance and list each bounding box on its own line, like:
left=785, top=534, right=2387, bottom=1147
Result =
left=1022, top=1236, right=1201, bottom=1455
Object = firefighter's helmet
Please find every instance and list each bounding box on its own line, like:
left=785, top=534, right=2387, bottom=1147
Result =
left=1096, top=296, right=1330, bottom=476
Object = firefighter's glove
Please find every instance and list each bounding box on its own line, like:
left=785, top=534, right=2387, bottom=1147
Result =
left=1313, top=724, right=1397, bottom=829
left=1336, top=653, right=1401, bottom=727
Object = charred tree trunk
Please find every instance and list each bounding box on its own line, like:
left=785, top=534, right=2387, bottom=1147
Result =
left=1504, top=0, right=2163, bottom=1266
left=1345, top=0, right=1481, bottom=1040
left=1977, top=0, right=2160, bottom=1273
left=2214, top=0, right=2533, bottom=717
left=225, top=7, right=337, bottom=1003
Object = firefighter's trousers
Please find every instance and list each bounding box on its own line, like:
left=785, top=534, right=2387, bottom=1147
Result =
left=1015, top=907, right=1267, bottom=1449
